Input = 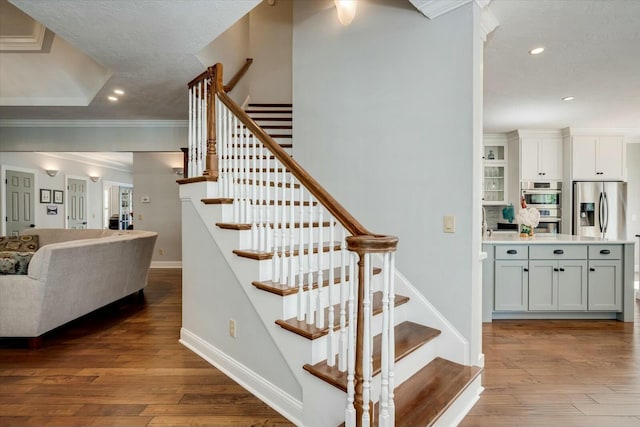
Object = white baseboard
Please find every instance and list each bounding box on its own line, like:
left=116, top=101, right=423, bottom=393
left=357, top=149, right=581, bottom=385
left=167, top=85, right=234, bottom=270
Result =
left=180, top=328, right=303, bottom=426
left=150, top=261, right=182, bottom=268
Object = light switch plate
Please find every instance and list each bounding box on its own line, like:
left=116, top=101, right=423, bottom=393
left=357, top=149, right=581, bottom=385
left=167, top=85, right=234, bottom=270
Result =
left=443, top=215, right=455, bottom=233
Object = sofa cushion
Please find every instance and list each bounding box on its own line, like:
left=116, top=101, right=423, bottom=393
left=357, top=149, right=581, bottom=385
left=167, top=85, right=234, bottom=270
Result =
left=0, top=235, right=39, bottom=252
left=0, top=251, right=34, bottom=275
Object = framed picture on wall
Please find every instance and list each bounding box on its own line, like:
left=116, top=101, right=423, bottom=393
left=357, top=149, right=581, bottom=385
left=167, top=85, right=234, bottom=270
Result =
left=40, top=189, right=51, bottom=203
left=53, top=190, right=63, bottom=204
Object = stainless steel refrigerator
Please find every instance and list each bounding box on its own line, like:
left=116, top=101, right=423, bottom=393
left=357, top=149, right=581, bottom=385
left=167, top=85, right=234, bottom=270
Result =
left=573, top=181, right=627, bottom=239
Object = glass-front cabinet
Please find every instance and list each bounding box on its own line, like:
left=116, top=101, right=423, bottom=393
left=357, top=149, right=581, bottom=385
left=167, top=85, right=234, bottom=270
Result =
left=483, top=136, right=508, bottom=205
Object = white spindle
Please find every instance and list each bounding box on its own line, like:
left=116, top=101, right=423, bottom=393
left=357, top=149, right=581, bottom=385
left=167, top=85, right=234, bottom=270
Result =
left=239, top=123, right=246, bottom=224
left=258, top=141, right=265, bottom=252
left=297, top=188, right=306, bottom=321
left=265, top=154, right=273, bottom=253
left=316, top=207, right=325, bottom=329
left=361, top=253, right=372, bottom=427
left=200, top=81, right=206, bottom=176
left=339, top=228, right=348, bottom=372
left=306, top=196, right=315, bottom=325
left=280, top=166, right=289, bottom=285
left=327, top=216, right=335, bottom=366
left=345, top=252, right=357, bottom=427
left=288, top=174, right=296, bottom=289
left=226, top=104, right=233, bottom=197
left=379, top=252, right=391, bottom=427
left=188, top=88, right=193, bottom=177
left=272, top=157, right=280, bottom=283
left=388, top=252, right=396, bottom=427
left=196, top=84, right=202, bottom=176
left=251, top=134, right=259, bottom=250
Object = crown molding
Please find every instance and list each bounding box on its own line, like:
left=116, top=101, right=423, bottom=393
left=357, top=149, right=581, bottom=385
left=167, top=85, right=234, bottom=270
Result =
left=0, top=21, right=46, bottom=51
left=408, top=0, right=498, bottom=40
left=561, top=127, right=640, bottom=138
left=0, top=119, right=188, bottom=128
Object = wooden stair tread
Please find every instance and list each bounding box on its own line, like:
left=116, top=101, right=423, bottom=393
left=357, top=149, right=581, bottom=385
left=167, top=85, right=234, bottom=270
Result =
left=245, top=109, right=292, bottom=114
left=250, top=117, right=292, bottom=122
left=253, top=267, right=382, bottom=296
left=217, top=221, right=331, bottom=231
left=392, top=357, right=482, bottom=427
left=228, top=143, right=292, bottom=148
left=303, top=321, right=441, bottom=392
left=276, top=291, right=409, bottom=340
left=233, top=241, right=342, bottom=260
left=201, top=198, right=233, bottom=205
left=238, top=124, right=292, bottom=130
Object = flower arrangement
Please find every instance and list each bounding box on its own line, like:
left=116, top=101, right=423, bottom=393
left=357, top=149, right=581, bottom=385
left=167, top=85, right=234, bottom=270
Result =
left=518, top=196, right=540, bottom=237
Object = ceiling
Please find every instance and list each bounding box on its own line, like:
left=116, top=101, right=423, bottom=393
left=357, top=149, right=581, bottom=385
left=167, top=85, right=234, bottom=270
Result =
left=0, top=0, right=638, bottom=134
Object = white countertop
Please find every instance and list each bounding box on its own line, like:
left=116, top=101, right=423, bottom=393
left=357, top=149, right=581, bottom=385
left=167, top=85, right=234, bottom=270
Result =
left=482, top=233, right=634, bottom=244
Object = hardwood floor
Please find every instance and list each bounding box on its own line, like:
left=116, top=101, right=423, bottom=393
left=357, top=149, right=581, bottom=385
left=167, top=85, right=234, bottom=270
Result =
left=461, top=299, right=640, bottom=427
left=0, top=269, right=293, bottom=427
left=2, top=268, right=638, bottom=426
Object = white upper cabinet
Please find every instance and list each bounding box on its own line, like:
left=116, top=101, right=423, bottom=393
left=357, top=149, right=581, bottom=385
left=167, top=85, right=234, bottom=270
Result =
left=571, top=136, right=625, bottom=181
left=520, top=137, right=563, bottom=181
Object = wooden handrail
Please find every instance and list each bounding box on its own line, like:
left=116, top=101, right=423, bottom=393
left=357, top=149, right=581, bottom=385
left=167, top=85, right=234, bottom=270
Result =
left=215, top=89, right=371, bottom=237
left=224, top=58, right=253, bottom=93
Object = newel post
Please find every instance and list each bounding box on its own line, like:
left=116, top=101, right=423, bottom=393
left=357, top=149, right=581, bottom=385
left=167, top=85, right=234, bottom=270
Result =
left=203, top=63, right=223, bottom=179
left=346, top=234, right=399, bottom=427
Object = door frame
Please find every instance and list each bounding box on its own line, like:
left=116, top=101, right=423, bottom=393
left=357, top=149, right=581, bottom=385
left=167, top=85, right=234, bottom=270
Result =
left=103, top=179, right=133, bottom=229
left=1, top=164, right=39, bottom=236
left=64, top=174, right=89, bottom=229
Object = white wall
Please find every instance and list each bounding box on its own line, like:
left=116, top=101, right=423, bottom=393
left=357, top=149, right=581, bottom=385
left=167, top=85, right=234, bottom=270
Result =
left=292, top=1, right=477, bottom=340
left=133, top=152, right=183, bottom=264
left=248, top=0, right=293, bottom=103
left=0, top=124, right=185, bottom=151
left=0, top=151, right=132, bottom=232
left=197, top=14, right=251, bottom=105
left=626, top=143, right=640, bottom=270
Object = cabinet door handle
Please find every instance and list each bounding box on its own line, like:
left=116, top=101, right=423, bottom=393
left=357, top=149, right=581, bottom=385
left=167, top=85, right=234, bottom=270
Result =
left=559, top=268, right=565, bottom=272
left=523, top=268, right=529, bottom=272
left=553, top=249, right=564, bottom=254
left=554, top=268, right=559, bottom=272
left=600, top=249, right=611, bottom=255
left=507, top=249, right=517, bottom=254
left=590, top=268, right=596, bottom=272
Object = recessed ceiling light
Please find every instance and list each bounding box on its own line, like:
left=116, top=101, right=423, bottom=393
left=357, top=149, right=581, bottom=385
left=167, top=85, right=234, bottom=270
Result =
left=108, top=96, right=118, bottom=102
left=529, top=47, right=545, bottom=55
left=562, top=96, right=575, bottom=101
left=113, top=89, right=125, bottom=95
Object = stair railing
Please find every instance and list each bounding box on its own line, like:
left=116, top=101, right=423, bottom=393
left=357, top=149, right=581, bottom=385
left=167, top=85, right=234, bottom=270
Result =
left=187, top=63, right=399, bottom=427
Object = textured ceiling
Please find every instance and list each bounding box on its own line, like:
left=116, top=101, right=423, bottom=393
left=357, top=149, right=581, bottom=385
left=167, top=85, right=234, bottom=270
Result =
left=484, top=0, right=640, bottom=133
left=0, top=0, right=260, bottom=120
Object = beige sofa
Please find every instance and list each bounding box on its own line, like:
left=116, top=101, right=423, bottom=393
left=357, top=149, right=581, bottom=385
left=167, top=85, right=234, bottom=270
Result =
left=0, top=228, right=157, bottom=347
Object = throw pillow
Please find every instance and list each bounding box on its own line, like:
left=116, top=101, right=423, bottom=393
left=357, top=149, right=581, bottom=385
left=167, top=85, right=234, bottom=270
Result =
left=0, top=251, right=34, bottom=275
left=0, top=235, right=39, bottom=252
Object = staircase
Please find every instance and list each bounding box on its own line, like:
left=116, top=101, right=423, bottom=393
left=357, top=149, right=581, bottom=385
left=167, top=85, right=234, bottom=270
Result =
left=179, top=63, right=482, bottom=427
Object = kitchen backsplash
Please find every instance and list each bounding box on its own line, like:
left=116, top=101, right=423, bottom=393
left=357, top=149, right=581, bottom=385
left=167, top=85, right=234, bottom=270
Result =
left=485, top=205, right=503, bottom=230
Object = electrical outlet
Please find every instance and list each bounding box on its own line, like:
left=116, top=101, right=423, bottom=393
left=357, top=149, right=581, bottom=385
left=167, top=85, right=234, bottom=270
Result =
left=159, top=249, right=164, bottom=256
left=229, top=319, right=236, bottom=338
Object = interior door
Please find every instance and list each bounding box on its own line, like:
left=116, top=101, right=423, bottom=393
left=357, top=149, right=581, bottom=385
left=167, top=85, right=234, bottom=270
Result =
left=5, top=170, right=35, bottom=236
left=67, top=178, right=87, bottom=229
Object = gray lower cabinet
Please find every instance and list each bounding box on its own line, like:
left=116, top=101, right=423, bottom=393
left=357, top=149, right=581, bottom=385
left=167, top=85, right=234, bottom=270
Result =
left=528, top=260, right=587, bottom=311
left=588, top=259, right=622, bottom=310
left=495, top=260, right=529, bottom=311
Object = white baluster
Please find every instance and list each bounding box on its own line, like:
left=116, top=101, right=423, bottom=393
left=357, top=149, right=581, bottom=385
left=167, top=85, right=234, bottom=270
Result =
left=251, top=135, right=259, bottom=250
left=288, top=174, right=296, bottom=289
left=188, top=87, right=193, bottom=178
left=306, top=196, right=315, bottom=325
left=362, top=253, right=371, bottom=427
left=226, top=104, right=233, bottom=197
left=345, top=252, right=356, bottom=427
left=316, top=207, right=325, bottom=329
left=216, top=98, right=224, bottom=196
left=388, top=251, right=396, bottom=427
left=272, top=157, right=280, bottom=283
left=239, top=123, right=246, bottom=224
left=339, top=228, right=348, bottom=372
left=280, top=167, right=288, bottom=285
left=196, top=84, right=202, bottom=176
left=232, top=116, right=240, bottom=222
left=265, top=154, right=272, bottom=253
left=379, top=252, right=391, bottom=427
left=200, top=81, right=206, bottom=176
left=297, top=188, right=305, bottom=321
left=327, top=216, right=335, bottom=366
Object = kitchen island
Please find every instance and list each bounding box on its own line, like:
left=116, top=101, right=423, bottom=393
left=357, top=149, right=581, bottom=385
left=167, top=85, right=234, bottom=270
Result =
left=482, top=233, right=635, bottom=322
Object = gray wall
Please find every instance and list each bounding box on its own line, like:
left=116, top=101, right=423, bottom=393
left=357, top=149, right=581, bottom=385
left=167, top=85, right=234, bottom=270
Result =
left=133, top=152, right=183, bottom=264
left=627, top=143, right=640, bottom=270
left=292, top=1, right=476, bottom=340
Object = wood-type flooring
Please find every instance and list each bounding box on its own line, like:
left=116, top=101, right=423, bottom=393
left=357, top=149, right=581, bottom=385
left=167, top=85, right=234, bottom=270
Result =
left=461, top=298, right=640, bottom=427
left=1, top=268, right=638, bottom=426
left=0, top=269, right=293, bottom=427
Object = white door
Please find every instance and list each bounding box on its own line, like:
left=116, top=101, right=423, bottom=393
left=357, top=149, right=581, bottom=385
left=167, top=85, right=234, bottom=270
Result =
left=5, top=170, right=35, bottom=236
left=67, top=178, right=87, bottom=229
